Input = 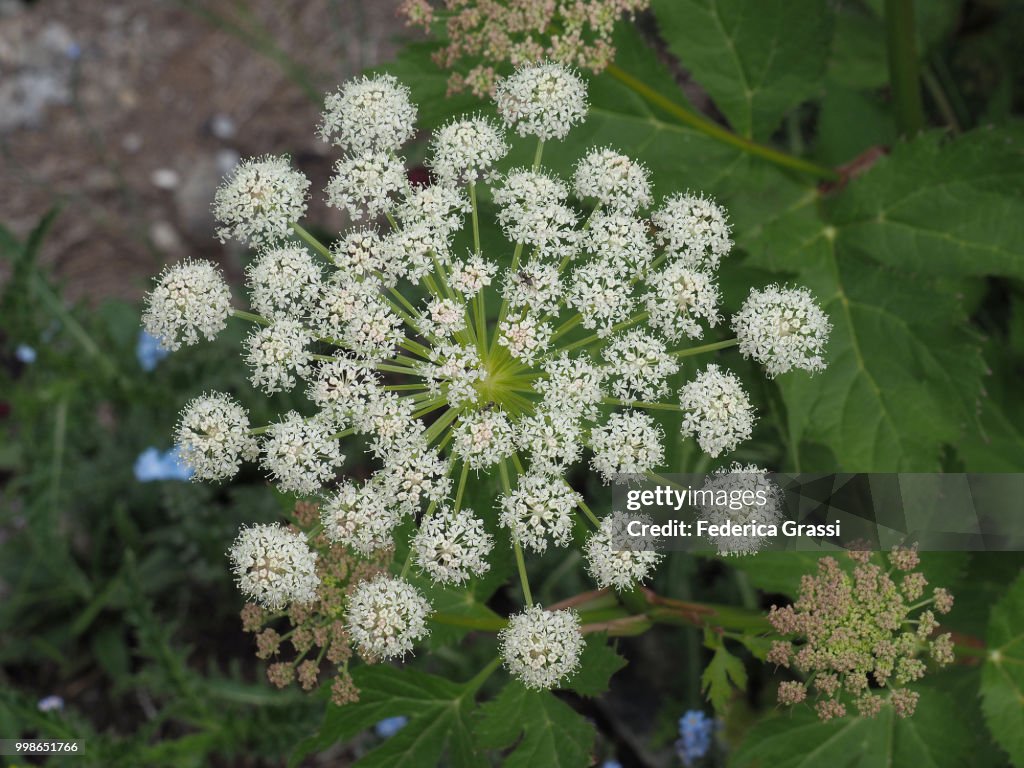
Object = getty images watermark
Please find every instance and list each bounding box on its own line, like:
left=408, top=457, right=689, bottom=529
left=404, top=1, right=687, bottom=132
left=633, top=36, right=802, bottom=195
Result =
left=609, top=472, right=1024, bottom=553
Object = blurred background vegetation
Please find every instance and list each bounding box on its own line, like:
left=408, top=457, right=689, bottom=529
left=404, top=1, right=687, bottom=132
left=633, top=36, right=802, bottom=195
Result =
left=2, top=0, right=1024, bottom=766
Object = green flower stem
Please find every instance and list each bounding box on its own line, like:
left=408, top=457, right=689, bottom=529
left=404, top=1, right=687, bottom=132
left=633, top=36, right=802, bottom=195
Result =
left=550, top=314, right=582, bottom=342
left=603, top=397, right=680, bottom=412
left=512, top=538, right=533, bottom=607
left=532, top=138, right=545, bottom=170
left=465, top=657, right=504, bottom=695
left=290, top=222, right=332, bottom=260
left=230, top=308, right=271, bottom=326
left=885, top=0, right=925, bottom=137
left=469, top=181, right=482, bottom=255
left=436, top=426, right=456, bottom=453
left=510, top=452, right=525, bottom=475
left=469, top=181, right=490, bottom=355
left=414, top=397, right=450, bottom=420
left=431, top=613, right=509, bottom=631
left=388, top=285, right=422, bottom=318
left=491, top=246, right=522, bottom=354
left=671, top=337, right=739, bottom=357
left=604, top=64, right=840, bottom=182
left=375, top=362, right=422, bottom=376
left=421, top=272, right=449, bottom=305
left=953, top=643, right=988, bottom=659
left=561, top=311, right=650, bottom=352
left=386, top=383, right=429, bottom=391
left=399, top=339, right=434, bottom=360
left=500, top=460, right=534, bottom=606
left=645, top=471, right=688, bottom=490
left=576, top=497, right=601, bottom=528
left=454, top=460, right=470, bottom=513
left=424, top=406, right=461, bottom=443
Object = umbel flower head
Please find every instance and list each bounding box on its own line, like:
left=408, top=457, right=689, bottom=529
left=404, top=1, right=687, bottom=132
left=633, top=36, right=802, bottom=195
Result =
left=213, top=156, right=310, bottom=248
left=345, top=574, right=432, bottom=660
left=495, top=61, right=588, bottom=140
left=142, top=260, right=232, bottom=351
left=399, top=0, right=650, bottom=97
left=228, top=523, right=320, bottom=610
left=585, top=512, right=663, bottom=591
left=499, top=605, right=584, bottom=690
left=175, top=392, right=258, bottom=482
left=767, top=547, right=955, bottom=721
left=143, top=62, right=832, bottom=695
left=733, top=284, right=832, bottom=377
left=699, top=464, right=783, bottom=556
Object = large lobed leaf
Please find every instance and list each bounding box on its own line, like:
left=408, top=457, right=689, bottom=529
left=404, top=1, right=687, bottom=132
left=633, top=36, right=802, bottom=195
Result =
left=475, top=681, right=595, bottom=768
left=291, top=666, right=483, bottom=768
left=828, top=130, right=1024, bottom=280
left=730, top=689, right=971, bottom=768
left=651, top=0, right=832, bottom=139
left=981, top=572, right=1024, bottom=766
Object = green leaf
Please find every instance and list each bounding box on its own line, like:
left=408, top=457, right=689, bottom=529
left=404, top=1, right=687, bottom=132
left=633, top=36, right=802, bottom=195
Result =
left=815, top=83, right=896, bottom=166
left=761, top=231, right=986, bottom=471
left=379, top=42, right=482, bottom=127
left=566, top=634, right=627, bottom=697
left=954, top=339, right=1024, bottom=471
left=981, top=572, right=1024, bottom=766
left=475, top=682, right=595, bottom=768
left=651, top=0, right=832, bottom=139
left=718, top=549, right=838, bottom=596
left=292, top=666, right=484, bottom=768
left=701, top=633, right=747, bottom=713
left=826, top=5, right=888, bottom=89
left=730, top=688, right=972, bottom=768
left=828, top=129, right=1024, bottom=279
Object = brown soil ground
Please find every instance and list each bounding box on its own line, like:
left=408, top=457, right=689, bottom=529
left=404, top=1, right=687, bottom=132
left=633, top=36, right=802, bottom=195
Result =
left=0, top=0, right=408, bottom=304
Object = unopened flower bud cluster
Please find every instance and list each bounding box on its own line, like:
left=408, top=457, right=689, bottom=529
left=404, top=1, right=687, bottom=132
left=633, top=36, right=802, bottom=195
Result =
left=767, top=547, right=954, bottom=720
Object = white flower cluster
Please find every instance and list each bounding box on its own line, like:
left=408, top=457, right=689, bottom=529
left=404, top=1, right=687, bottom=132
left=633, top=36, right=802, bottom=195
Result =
left=143, top=260, right=232, bottom=351
left=345, top=574, right=431, bottom=660
left=585, top=513, right=663, bottom=591
left=498, top=606, right=584, bottom=689
left=733, top=285, right=832, bottom=377
left=412, top=507, right=493, bottom=584
left=145, top=63, right=832, bottom=685
left=228, top=523, right=319, bottom=610
left=699, top=464, right=784, bottom=556
left=175, top=392, right=258, bottom=481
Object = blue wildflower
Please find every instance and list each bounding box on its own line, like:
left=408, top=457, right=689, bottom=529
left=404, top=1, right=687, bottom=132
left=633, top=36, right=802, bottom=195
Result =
left=676, top=710, right=715, bottom=766
left=136, top=330, right=170, bottom=371
left=601, top=761, right=623, bottom=768
left=15, top=344, right=36, bottom=364
left=134, top=447, right=194, bottom=482
left=374, top=716, right=408, bottom=738
left=37, top=695, right=64, bottom=712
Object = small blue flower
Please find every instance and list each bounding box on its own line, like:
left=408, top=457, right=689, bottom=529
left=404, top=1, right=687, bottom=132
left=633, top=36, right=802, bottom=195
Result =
left=136, top=330, right=170, bottom=371
left=15, top=344, right=36, bottom=364
left=374, top=716, right=408, bottom=739
left=66, top=41, right=82, bottom=61
left=601, top=761, right=623, bottom=768
left=37, top=695, right=64, bottom=713
left=676, top=710, right=715, bottom=766
left=134, top=447, right=194, bottom=482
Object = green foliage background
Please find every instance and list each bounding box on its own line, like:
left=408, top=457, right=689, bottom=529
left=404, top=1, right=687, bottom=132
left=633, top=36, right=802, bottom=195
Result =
left=3, top=1, right=1024, bottom=766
